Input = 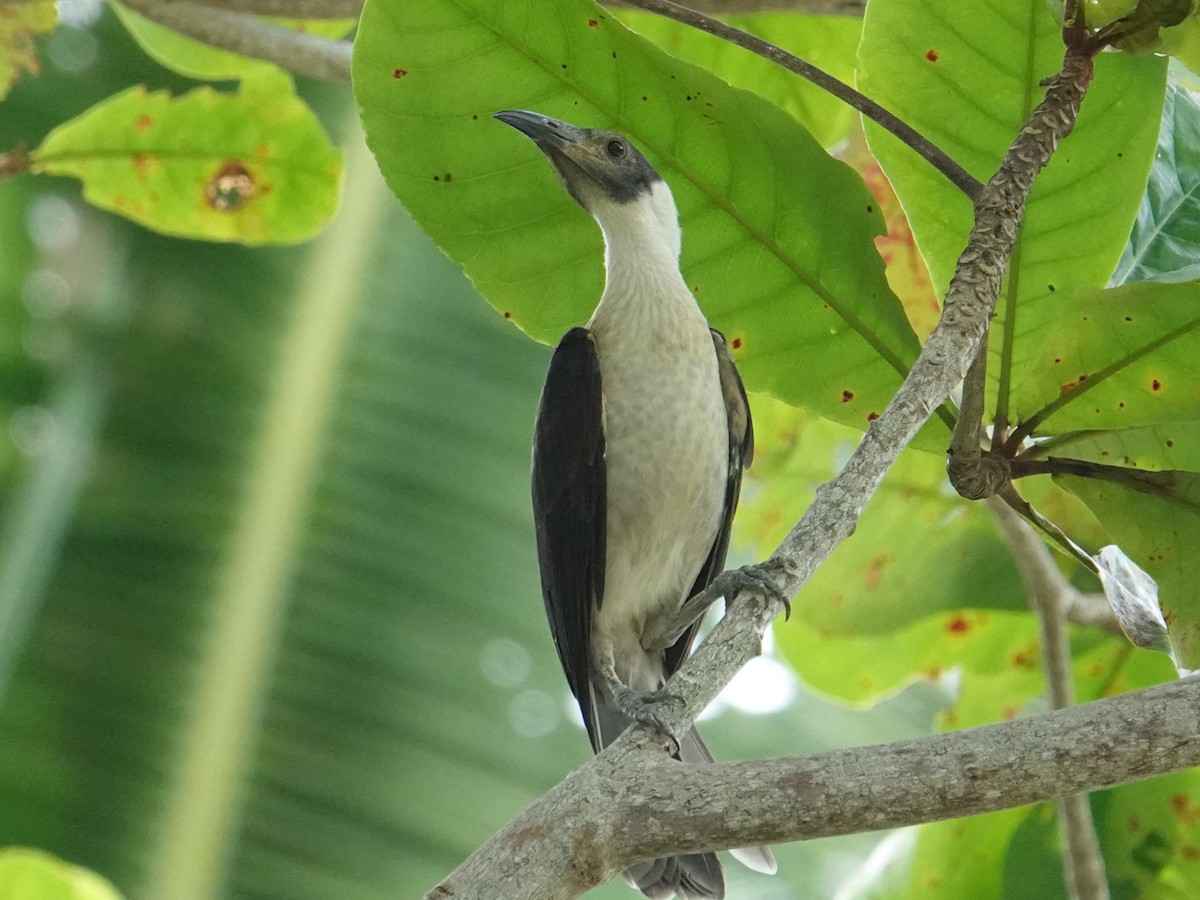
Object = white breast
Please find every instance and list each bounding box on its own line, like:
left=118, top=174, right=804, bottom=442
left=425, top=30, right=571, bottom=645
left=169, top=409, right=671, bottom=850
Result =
left=588, top=282, right=728, bottom=690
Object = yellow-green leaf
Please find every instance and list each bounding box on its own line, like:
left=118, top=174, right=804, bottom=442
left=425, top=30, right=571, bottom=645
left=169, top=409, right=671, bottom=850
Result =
left=30, top=84, right=341, bottom=244
left=0, top=848, right=123, bottom=900
left=0, top=0, right=56, bottom=100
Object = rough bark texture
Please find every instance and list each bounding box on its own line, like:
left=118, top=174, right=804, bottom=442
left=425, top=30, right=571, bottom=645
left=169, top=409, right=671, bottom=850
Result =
left=430, top=677, right=1200, bottom=899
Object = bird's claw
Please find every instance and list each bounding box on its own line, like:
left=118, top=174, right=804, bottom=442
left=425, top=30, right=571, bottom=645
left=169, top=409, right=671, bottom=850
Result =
left=611, top=685, right=683, bottom=747
left=713, top=561, right=792, bottom=620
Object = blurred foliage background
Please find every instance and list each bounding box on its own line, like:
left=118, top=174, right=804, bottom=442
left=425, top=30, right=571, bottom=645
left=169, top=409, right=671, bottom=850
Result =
left=0, top=9, right=952, bottom=899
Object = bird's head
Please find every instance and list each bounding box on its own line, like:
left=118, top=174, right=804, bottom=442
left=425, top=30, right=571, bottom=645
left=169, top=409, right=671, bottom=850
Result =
left=494, top=110, right=681, bottom=261
left=494, top=110, right=661, bottom=210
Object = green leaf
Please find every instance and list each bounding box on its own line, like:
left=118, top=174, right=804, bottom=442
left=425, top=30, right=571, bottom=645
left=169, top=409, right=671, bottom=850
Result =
left=1041, top=422, right=1200, bottom=472
left=0, top=0, right=55, bottom=101
left=1161, top=14, right=1200, bottom=76
left=352, top=0, right=929, bottom=435
left=1001, top=280, right=1200, bottom=437
left=109, top=1, right=353, bottom=84
left=860, top=0, right=1165, bottom=298
left=741, top=397, right=1022, bottom=638
left=0, top=848, right=123, bottom=900
left=859, top=0, right=1166, bottom=441
left=1115, top=82, right=1200, bottom=285
left=620, top=11, right=863, bottom=148
left=1057, top=470, right=1200, bottom=668
left=30, top=84, right=341, bottom=244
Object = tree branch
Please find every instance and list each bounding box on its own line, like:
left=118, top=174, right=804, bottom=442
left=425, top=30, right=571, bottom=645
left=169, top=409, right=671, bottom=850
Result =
left=157, top=0, right=364, bottom=16
left=619, top=0, right=983, bottom=198
left=430, top=676, right=1200, bottom=899
left=119, top=0, right=352, bottom=83
left=158, top=0, right=867, bottom=17
left=989, top=497, right=1110, bottom=900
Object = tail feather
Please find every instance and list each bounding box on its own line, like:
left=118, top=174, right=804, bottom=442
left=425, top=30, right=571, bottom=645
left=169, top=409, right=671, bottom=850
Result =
left=594, top=689, right=775, bottom=898
left=624, top=852, right=724, bottom=899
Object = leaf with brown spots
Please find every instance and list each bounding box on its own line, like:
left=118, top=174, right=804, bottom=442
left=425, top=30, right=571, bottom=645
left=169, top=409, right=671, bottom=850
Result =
left=740, top=397, right=1023, bottom=637
left=29, top=83, right=341, bottom=244
left=352, top=0, right=926, bottom=439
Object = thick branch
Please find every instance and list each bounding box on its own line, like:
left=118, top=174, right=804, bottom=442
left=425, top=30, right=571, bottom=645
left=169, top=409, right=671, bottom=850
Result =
left=119, top=0, right=352, bottom=83
left=430, top=676, right=1200, bottom=899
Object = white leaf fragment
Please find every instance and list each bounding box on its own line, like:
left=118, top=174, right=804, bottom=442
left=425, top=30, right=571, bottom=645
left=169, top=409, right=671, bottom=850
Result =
left=1094, top=545, right=1173, bottom=658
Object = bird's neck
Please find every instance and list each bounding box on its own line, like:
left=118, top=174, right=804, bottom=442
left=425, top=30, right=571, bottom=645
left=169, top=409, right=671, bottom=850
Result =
left=588, top=182, right=706, bottom=335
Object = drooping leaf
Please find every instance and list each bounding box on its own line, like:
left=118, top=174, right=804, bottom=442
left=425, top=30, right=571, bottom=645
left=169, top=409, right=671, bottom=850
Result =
left=0, top=847, right=124, bottom=900
left=110, top=2, right=353, bottom=84
left=352, top=0, right=930, bottom=436
left=1115, top=81, right=1200, bottom=285
left=0, top=0, right=55, bottom=101
left=1057, top=470, right=1200, bottom=668
left=1094, top=544, right=1172, bottom=656
left=1161, top=13, right=1200, bottom=75
left=30, top=83, right=341, bottom=243
left=620, top=11, right=863, bottom=148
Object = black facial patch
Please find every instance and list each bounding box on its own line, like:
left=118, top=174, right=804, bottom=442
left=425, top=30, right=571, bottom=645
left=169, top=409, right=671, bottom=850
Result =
left=494, top=110, right=663, bottom=209
left=569, top=127, right=661, bottom=204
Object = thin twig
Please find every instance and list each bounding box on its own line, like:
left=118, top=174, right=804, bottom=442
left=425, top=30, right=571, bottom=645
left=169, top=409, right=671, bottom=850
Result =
left=620, top=0, right=983, bottom=199
left=119, top=0, right=352, bottom=83
left=989, top=498, right=1110, bottom=900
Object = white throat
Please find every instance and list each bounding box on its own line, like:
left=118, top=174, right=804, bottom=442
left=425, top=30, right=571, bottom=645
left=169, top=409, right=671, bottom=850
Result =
left=587, top=181, right=702, bottom=331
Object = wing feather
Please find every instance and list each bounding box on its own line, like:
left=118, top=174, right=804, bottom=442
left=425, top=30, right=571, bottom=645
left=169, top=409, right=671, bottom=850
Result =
left=531, top=327, right=606, bottom=739
left=664, top=328, right=754, bottom=677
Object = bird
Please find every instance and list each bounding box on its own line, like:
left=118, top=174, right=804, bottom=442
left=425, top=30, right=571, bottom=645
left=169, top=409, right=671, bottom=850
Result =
left=494, top=109, right=777, bottom=899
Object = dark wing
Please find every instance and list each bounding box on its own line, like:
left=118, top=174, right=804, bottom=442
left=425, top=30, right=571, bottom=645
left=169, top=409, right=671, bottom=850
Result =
left=531, top=327, right=606, bottom=739
left=663, top=327, right=754, bottom=677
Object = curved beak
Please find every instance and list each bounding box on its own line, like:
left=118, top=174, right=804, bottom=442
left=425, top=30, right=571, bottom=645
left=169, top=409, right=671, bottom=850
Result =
left=494, top=109, right=587, bottom=154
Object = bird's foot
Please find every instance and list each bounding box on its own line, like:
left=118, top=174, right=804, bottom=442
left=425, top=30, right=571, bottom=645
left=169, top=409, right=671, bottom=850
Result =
left=712, top=559, right=793, bottom=620
left=645, top=559, right=793, bottom=652
left=610, top=684, right=683, bottom=745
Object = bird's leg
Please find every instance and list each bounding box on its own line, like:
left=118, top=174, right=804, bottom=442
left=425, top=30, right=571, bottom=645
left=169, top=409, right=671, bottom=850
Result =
left=645, top=558, right=793, bottom=652
left=593, top=656, right=683, bottom=745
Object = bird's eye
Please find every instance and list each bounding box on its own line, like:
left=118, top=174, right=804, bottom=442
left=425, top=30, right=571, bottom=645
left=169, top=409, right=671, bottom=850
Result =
left=606, top=139, right=627, bottom=159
